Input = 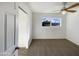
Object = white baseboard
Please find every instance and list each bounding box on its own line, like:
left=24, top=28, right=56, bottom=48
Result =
left=32, top=38, right=66, bottom=39
left=66, top=37, right=79, bottom=46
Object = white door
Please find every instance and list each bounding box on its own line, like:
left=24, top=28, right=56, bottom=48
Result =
left=4, top=13, right=17, bottom=56
left=5, top=13, right=15, bottom=50
left=0, top=2, right=17, bottom=55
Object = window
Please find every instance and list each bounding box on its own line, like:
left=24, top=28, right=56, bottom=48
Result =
left=42, top=17, right=61, bottom=27
left=51, top=18, right=61, bottom=26
left=42, top=17, right=50, bottom=26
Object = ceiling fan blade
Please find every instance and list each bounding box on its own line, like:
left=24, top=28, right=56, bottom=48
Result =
left=59, top=3, right=78, bottom=13
left=65, top=3, right=79, bottom=10
left=65, top=9, right=76, bottom=12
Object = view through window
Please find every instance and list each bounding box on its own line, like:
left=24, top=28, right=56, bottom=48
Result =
left=42, top=17, right=61, bottom=27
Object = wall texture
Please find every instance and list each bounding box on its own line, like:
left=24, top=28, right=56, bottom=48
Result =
left=32, top=13, right=66, bottom=39
left=67, top=8, right=79, bottom=45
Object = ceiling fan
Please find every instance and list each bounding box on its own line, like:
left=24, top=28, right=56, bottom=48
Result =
left=54, top=2, right=79, bottom=14
left=61, top=2, right=79, bottom=13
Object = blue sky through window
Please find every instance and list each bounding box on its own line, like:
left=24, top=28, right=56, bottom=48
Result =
left=51, top=18, right=60, bottom=23
left=42, top=17, right=61, bottom=26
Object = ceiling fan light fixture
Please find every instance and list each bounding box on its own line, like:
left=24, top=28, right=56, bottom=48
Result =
left=62, top=11, right=66, bottom=15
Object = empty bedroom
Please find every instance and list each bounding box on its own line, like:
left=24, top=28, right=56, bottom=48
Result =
left=0, top=2, right=79, bottom=56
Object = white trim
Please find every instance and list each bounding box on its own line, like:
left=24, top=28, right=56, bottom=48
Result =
left=32, top=38, right=66, bottom=39
left=66, top=37, right=79, bottom=46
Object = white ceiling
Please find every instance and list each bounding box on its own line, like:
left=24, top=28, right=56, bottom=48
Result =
left=27, top=2, right=64, bottom=13
left=27, top=2, right=77, bottom=13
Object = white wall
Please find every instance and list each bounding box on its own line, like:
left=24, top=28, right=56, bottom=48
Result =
left=18, top=8, right=28, bottom=48
left=66, top=8, right=79, bottom=45
left=32, top=13, right=66, bottom=39
left=17, top=3, right=32, bottom=48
